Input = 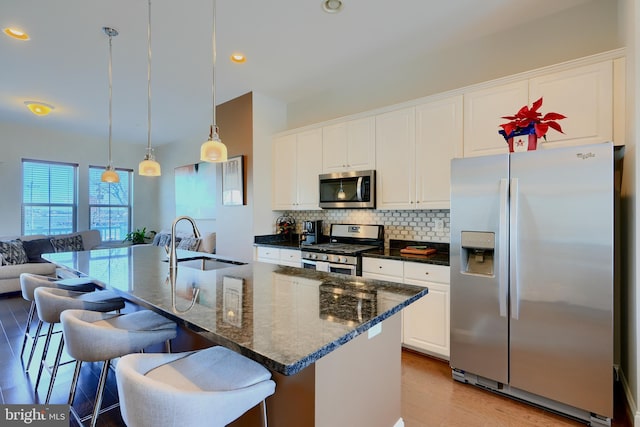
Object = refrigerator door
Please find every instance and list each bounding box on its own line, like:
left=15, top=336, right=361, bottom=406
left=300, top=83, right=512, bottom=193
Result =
left=509, top=142, right=613, bottom=417
left=450, top=153, right=510, bottom=383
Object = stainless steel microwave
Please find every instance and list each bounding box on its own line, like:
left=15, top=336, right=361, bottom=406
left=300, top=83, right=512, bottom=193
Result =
left=319, top=170, right=376, bottom=209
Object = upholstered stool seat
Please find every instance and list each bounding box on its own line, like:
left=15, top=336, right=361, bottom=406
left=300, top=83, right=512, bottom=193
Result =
left=32, top=287, right=126, bottom=403
left=61, top=308, right=177, bottom=427
left=116, top=346, right=276, bottom=427
left=19, top=273, right=97, bottom=369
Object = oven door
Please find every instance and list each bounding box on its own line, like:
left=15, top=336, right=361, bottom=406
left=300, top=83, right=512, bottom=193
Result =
left=327, top=263, right=357, bottom=276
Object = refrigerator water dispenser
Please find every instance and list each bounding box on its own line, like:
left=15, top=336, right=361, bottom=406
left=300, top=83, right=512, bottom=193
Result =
left=461, top=231, right=495, bottom=276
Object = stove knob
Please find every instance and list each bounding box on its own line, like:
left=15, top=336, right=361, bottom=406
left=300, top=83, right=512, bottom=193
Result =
left=310, top=254, right=317, bottom=260
left=339, top=257, right=346, bottom=263
left=322, top=255, right=328, bottom=261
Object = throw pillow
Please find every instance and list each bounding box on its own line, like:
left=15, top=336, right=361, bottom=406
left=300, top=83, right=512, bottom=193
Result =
left=20, top=238, right=55, bottom=263
left=0, top=240, right=29, bottom=265
left=177, top=237, right=201, bottom=251
left=50, top=235, right=85, bottom=253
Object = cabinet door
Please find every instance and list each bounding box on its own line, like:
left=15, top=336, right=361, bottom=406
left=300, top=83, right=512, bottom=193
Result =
left=323, top=117, right=375, bottom=173
left=295, top=128, right=323, bottom=210
left=375, top=107, right=415, bottom=209
left=415, top=95, right=463, bottom=209
left=279, top=248, right=301, bottom=267
left=463, top=80, right=528, bottom=157
left=402, top=281, right=450, bottom=359
left=529, top=61, right=613, bottom=148
left=322, top=122, right=349, bottom=172
left=362, top=257, right=404, bottom=278
left=272, top=134, right=297, bottom=210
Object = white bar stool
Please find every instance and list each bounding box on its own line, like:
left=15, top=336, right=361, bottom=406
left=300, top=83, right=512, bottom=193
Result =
left=115, top=346, right=276, bottom=427
left=19, top=273, right=97, bottom=370
left=61, top=308, right=177, bottom=427
left=32, top=286, right=126, bottom=403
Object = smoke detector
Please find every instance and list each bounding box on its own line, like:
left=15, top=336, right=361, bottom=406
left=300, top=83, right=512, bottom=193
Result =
left=322, top=0, right=343, bottom=13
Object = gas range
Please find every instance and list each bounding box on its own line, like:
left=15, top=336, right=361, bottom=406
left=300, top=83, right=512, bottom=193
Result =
left=301, top=224, right=384, bottom=276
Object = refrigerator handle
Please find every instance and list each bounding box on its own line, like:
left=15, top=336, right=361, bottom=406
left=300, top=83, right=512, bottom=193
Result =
left=498, top=178, right=509, bottom=318
left=510, top=177, right=520, bottom=320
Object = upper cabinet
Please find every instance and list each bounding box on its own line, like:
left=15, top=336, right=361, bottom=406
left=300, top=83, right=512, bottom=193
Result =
left=415, top=95, right=463, bottom=209
left=322, top=117, right=375, bottom=173
left=376, top=95, right=463, bottom=210
left=463, top=80, right=529, bottom=157
left=528, top=61, right=613, bottom=148
left=376, top=107, right=416, bottom=209
left=272, top=128, right=323, bottom=211
left=464, top=60, right=616, bottom=157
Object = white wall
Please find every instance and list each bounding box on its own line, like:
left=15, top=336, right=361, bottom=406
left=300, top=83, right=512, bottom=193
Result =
left=286, top=0, right=622, bottom=130
left=0, top=120, right=159, bottom=237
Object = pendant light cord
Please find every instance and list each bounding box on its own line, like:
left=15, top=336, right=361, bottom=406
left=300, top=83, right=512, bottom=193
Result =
left=107, top=30, right=114, bottom=167
left=211, top=0, right=217, bottom=135
left=147, top=0, right=153, bottom=155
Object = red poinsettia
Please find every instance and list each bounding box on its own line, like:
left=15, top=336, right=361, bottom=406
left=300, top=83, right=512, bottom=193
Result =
left=499, top=97, right=566, bottom=140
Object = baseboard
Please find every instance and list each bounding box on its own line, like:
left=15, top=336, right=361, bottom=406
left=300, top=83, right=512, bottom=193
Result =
left=619, top=368, right=638, bottom=426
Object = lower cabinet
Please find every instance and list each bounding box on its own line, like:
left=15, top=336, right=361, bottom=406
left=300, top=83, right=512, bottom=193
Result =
left=362, top=257, right=450, bottom=360
left=255, top=246, right=301, bottom=267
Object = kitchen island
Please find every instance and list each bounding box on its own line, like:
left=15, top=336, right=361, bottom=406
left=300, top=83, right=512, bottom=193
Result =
left=44, top=245, right=428, bottom=427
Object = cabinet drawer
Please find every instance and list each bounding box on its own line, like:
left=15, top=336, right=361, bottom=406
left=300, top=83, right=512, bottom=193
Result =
left=257, top=246, right=280, bottom=261
left=404, top=262, right=449, bottom=284
left=280, top=249, right=301, bottom=263
left=362, top=257, right=404, bottom=277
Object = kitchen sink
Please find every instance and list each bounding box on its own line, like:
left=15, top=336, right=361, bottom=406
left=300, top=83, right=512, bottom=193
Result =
left=164, top=256, right=247, bottom=271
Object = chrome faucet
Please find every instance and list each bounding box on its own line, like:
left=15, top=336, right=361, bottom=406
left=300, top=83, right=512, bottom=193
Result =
left=168, top=215, right=202, bottom=271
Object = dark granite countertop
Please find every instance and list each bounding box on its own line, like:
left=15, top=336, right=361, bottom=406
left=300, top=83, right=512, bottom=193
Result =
left=44, top=245, right=427, bottom=376
left=254, top=234, right=301, bottom=249
left=363, top=240, right=450, bottom=266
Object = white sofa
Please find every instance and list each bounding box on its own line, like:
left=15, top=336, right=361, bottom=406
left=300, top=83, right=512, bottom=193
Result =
left=0, top=230, right=101, bottom=295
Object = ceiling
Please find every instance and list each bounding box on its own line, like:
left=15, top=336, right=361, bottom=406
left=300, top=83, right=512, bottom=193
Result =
left=1, top=0, right=593, bottom=146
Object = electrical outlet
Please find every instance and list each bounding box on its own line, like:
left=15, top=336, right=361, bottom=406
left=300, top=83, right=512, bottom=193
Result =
left=434, top=218, right=444, bottom=232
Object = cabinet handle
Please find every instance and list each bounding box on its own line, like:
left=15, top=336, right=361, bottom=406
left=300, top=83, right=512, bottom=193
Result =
left=425, top=272, right=429, bottom=275
left=378, top=265, right=382, bottom=269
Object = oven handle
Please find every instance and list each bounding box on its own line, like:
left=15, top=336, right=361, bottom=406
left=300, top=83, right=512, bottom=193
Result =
left=356, top=177, right=363, bottom=201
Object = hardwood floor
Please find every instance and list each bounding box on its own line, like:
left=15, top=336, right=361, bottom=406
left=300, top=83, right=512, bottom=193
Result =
left=0, top=294, right=632, bottom=426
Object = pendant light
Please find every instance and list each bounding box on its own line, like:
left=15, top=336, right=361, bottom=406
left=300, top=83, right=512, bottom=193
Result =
left=101, top=27, right=120, bottom=184
left=139, top=0, right=162, bottom=176
left=200, top=0, right=228, bottom=163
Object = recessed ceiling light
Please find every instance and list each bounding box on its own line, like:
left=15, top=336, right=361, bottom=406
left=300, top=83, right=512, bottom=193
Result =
left=4, top=27, right=30, bottom=40
left=24, top=101, right=54, bottom=116
left=230, top=53, right=246, bottom=63
left=322, top=0, right=343, bottom=13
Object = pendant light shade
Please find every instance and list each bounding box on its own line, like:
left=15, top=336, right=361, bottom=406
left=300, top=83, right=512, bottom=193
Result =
left=200, top=0, right=228, bottom=163
left=139, top=0, right=162, bottom=176
left=101, top=26, right=120, bottom=184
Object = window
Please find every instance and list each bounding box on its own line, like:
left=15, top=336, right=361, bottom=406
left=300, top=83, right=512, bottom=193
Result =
left=22, top=159, right=78, bottom=236
left=89, top=166, right=132, bottom=242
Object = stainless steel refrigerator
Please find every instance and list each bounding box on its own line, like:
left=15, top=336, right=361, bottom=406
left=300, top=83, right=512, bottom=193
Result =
left=450, top=142, right=614, bottom=426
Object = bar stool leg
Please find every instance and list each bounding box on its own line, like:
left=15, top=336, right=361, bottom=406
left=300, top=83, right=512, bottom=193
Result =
left=35, top=323, right=55, bottom=391
left=90, top=360, right=111, bottom=427
left=25, top=320, right=43, bottom=370
left=20, top=301, right=36, bottom=360
left=261, top=400, right=269, bottom=427
left=45, top=337, right=65, bottom=404
left=68, top=360, right=82, bottom=406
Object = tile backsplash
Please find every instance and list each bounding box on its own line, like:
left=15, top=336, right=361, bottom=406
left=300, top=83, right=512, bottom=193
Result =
left=281, top=209, right=450, bottom=247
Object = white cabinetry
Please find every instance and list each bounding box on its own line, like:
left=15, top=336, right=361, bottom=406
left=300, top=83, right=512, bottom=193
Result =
left=255, top=246, right=301, bottom=267
left=402, top=263, right=450, bottom=359
left=376, top=96, right=462, bottom=210
left=463, top=80, right=529, bottom=157
left=362, top=257, right=451, bottom=359
left=463, top=60, right=616, bottom=157
left=322, top=117, right=375, bottom=173
left=375, top=107, right=415, bottom=209
left=528, top=61, right=613, bottom=148
left=415, top=95, right=463, bottom=209
left=272, top=128, right=323, bottom=210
